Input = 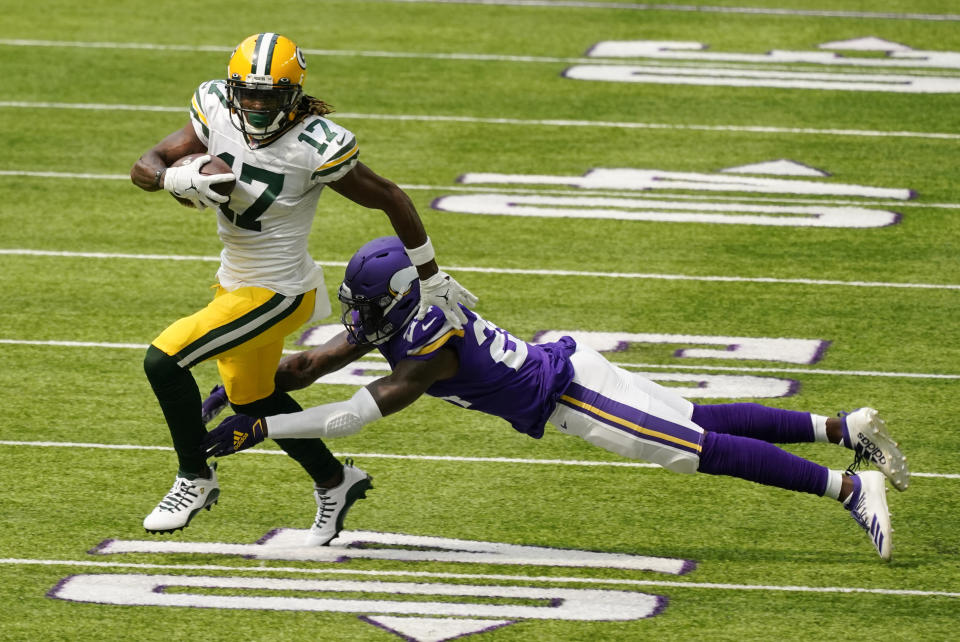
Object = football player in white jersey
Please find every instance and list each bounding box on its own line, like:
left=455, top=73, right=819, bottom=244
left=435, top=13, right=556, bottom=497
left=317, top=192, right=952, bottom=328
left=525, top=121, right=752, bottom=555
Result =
left=130, top=33, right=476, bottom=544
left=202, top=237, right=909, bottom=561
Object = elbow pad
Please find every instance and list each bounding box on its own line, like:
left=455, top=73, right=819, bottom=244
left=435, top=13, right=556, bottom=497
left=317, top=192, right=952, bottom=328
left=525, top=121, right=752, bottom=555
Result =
left=267, top=387, right=382, bottom=439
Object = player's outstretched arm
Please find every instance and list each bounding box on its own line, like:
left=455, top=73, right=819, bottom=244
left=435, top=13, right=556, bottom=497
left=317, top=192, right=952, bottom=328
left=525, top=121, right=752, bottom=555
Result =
left=204, top=350, right=459, bottom=457
left=275, top=331, right=373, bottom=392
left=329, top=163, right=477, bottom=328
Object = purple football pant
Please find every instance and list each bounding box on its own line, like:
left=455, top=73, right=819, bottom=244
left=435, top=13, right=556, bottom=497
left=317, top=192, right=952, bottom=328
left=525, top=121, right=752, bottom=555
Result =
left=693, top=403, right=828, bottom=496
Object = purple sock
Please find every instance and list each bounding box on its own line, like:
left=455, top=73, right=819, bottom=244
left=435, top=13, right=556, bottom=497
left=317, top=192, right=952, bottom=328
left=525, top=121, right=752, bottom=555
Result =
left=697, top=431, right=828, bottom=496
left=840, top=414, right=853, bottom=449
left=692, top=403, right=815, bottom=443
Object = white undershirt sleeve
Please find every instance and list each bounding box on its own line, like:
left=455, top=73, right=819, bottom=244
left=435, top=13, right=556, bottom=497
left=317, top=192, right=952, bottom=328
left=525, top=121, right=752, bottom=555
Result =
left=265, top=387, right=383, bottom=439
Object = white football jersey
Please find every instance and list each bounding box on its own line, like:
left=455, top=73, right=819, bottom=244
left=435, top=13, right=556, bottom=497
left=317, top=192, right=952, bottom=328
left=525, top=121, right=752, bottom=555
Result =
left=189, top=80, right=359, bottom=296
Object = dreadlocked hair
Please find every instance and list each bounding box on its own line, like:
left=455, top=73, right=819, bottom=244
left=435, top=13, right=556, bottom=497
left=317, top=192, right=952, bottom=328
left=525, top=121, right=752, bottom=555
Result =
left=296, top=94, right=334, bottom=117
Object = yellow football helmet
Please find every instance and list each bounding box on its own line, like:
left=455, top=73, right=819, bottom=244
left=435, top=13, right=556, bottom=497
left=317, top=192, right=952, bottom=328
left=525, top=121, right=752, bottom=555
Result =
left=226, top=33, right=306, bottom=139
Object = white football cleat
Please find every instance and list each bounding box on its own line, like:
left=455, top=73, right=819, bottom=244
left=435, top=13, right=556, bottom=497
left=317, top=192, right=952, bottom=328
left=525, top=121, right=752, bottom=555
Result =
left=305, top=460, right=372, bottom=546
left=844, top=471, right=892, bottom=561
left=842, top=407, right=909, bottom=491
left=143, top=463, right=220, bottom=533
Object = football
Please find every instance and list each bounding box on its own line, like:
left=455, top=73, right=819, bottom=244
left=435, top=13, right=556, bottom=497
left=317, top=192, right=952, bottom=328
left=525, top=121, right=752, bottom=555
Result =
left=169, top=153, right=236, bottom=207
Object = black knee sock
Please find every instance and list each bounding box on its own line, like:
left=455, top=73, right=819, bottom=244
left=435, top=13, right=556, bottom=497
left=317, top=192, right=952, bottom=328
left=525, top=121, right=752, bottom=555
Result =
left=143, top=345, right=207, bottom=475
left=232, top=390, right=342, bottom=485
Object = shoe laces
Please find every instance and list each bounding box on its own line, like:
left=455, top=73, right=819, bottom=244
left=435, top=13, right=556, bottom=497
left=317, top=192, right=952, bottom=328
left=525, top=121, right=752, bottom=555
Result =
left=314, top=493, right=338, bottom=527
left=313, top=459, right=354, bottom=528
left=838, top=410, right=867, bottom=477
left=158, top=478, right=199, bottom=513
left=845, top=450, right=866, bottom=477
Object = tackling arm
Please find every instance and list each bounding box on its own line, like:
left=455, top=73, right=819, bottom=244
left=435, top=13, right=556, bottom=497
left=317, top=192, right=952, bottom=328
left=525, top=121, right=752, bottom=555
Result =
left=275, top=330, right=373, bottom=392
left=269, top=349, right=460, bottom=438
left=204, top=349, right=460, bottom=456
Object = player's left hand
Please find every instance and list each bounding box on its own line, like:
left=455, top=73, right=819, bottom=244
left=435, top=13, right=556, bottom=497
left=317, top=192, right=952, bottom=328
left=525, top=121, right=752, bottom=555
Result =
left=416, top=270, right=478, bottom=329
left=204, top=414, right=267, bottom=457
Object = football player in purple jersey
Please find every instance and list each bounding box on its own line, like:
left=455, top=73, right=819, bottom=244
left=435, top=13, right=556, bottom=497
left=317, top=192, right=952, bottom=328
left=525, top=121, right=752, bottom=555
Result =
left=202, top=236, right=909, bottom=560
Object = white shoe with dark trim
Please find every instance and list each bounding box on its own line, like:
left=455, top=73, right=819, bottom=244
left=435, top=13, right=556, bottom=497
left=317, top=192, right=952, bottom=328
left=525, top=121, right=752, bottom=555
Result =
left=143, top=463, right=220, bottom=533
left=844, top=471, right=892, bottom=561
left=842, top=407, right=909, bottom=491
left=305, top=460, right=372, bottom=546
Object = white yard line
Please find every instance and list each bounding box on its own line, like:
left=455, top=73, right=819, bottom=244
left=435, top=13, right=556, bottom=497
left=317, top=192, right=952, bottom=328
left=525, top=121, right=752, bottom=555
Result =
left=1, top=338, right=957, bottom=381
left=2, top=100, right=959, bottom=140
left=359, top=0, right=960, bottom=22
left=3, top=557, right=958, bottom=597
left=3, top=170, right=960, bottom=211
left=1, top=440, right=956, bottom=479
left=2, top=247, right=959, bottom=291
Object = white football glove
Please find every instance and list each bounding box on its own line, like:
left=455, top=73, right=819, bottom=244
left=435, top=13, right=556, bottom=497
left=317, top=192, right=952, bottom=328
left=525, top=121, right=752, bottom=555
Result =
left=416, top=270, right=478, bottom=329
left=162, top=155, right=234, bottom=209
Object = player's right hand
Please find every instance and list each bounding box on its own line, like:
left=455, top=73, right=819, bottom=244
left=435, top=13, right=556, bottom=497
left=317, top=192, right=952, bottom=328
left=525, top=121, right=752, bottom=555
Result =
left=162, top=155, right=234, bottom=209
left=416, top=270, right=478, bottom=329
left=204, top=414, right=268, bottom=457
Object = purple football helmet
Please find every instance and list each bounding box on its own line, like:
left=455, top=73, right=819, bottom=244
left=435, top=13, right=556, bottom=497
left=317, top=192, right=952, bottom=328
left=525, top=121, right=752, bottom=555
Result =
left=338, top=237, right=420, bottom=345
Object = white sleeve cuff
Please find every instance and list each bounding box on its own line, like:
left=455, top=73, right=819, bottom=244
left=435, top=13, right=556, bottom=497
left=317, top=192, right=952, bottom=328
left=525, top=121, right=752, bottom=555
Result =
left=404, top=236, right=435, bottom=266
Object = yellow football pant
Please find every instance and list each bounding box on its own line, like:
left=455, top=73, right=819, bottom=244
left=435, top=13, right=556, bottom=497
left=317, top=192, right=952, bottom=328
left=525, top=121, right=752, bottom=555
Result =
left=152, top=285, right=317, bottom=405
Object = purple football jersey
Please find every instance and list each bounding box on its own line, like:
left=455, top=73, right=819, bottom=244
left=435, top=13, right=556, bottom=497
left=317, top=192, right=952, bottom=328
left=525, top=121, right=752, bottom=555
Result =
left=379, top=306, right=576, bottom=438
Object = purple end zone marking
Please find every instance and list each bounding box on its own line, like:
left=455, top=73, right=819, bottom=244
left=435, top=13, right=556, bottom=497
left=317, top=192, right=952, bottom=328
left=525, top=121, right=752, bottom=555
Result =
left=678, top=559, right=698, bottom=575
left=46, top=575, right=77, bottom=600
left=255, top=528, right=284, bottom=545
left=785, top=379, right=802, bottom=397
left=809, top=340, right=832, bottom=364
left=359, top=615, right=420, bottom=642
left=347, top=541, right=477, bottom=554
left=430, top=196, right=446, bottom=210
left=359, top=615, right=516, bottom=642
left=87, top=539, right=115, bottom=555
left=673, top=343, right=738, bottom=359
left=584, top=43, right=602, bottom=57
left=650, top=596, right=670, bottom=619
left=888, top=212, right=903, bottom=226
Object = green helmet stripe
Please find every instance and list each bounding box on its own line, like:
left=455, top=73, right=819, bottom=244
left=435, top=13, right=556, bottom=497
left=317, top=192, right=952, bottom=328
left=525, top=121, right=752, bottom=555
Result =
left=250, top=33, right=265, bottom=74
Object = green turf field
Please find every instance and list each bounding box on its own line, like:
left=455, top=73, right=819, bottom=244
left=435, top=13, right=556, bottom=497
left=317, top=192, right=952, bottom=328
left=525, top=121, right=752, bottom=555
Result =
left=2, top=1, right=959, bottom=639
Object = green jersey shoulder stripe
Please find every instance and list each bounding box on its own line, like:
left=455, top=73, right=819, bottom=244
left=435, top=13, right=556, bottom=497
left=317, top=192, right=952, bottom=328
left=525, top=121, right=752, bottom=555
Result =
left=312, top=140, right=359, bottom=178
